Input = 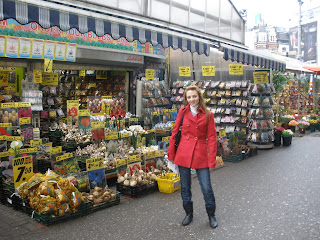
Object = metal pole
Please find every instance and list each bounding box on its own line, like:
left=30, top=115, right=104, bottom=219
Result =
left=297, top=0, right=303, bottom=60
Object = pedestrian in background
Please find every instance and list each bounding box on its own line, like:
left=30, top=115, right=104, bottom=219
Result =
left=167, top=85, right=218, bottom=228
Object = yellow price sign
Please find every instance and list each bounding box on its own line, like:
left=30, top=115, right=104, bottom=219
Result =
left=128, top=154, right=141, bottom=163
left=145, top=69, right=155, bottom=79
left=19, top=148, right=37, bottom=154
left=56, top=153, right=73, bottom=162
left=120, top=132, right=131, bottom=138
left=1, top=102, right=16, bottom=108
left=33, top=69, right=42, bottom=83
left=78, top=109, right=90, bottom=116
left=253, top=72, right=269, bottom=84
left=179, top=66, right=191, bottom=77
left=19, top=117, right=31, bottom=125
left=86, top=157, right=104, bottom=171
left=229, top=64, right=243, bottom=75
left=162, top=136, right=170, bottom=142
left=171, top=121, right=176, bottom=130
left=145, top=151, right=155, bottom=159
left=79, top=70, right=86, bottom=77
left=42, top=73, right=59, bottom=85
left=202, top=66, right=215, bottom=76
left=17, top=102, right=31, bottom=107
left=105, top=132, right=119, bottom=140
left=13, top=155, right=33, bottom=189
left=0, top=123, right=12, bottom=127
left=30, top=139, right=42, bottom=147
left=147, top=129, right=155, bottom=133
left=0, top=150, right=14, bottom=157
left=116, top=158, right=128, bottom=167
left=219, top=128, right=226, bottom=138
left=96, top=70, right=107, bottom=79
left=50, top=146, right=62, bottom=155
left=91, top=121, right=105, bottom=129
left=129, top=118, right=139, bottom=123
left=44, top=59, right=53, bottom=73
left=67, top=100, right=79, bottom=107
left=5, top=136, right=24, bottom=141
left=102, top=96, right=112, bottom=99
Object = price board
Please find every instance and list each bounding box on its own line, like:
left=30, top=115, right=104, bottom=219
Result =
left=155, top=150, right=164, bottom=157
left=19, top=117, right=31, bottom=125
left=145, top=69, right=155, bottom=80
left=30, top=139, right=42, bottom=147
left=102, top=96, right=112, bottom=99
left=202, top=66, right=215, bottom=76
left=120, top=132, right=131, bottom=138
left=162, top=136, right=170, bottom=142
left=13, top=155, right=33, bottom=189
left=0, top=149, right=14, bottom=158
left=229, top=64, right=243, bottom=75
left=116, top=157, right=128, bottom=167
left=105, top=132, right=119, bottom=140
left=17, top=102, right=31, bottom=107
left=253, top=72, right=269, bottom=84
left=86, top=157, right=104, bottom=171
left=67, top=100, right=79, bottom=107
left=50, top=146, right=62, bottom=155
left=42, top=73, right=59, bottom=85
left=19, top=147, right=37, bottom=154
left=56, top=153, right=73, bottom=162
left=179, top=66, right=191, bottom=77
left=91, top=121, right=105, bottom=129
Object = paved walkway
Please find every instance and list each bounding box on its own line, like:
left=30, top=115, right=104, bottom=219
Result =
left=1, top=132, right=320, bottom=240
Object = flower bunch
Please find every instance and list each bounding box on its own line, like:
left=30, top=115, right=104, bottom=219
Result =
left=274, top=126, right=285, bottom=132
left=10, top=140, right=23, bottom=156
left=288, top=120, right=298, bottom=126
left=298, top=121, right=310, bottom=128
left=282, top=129, right=293, bottom=137
left=281, top=115, right=295, bottom=123
left=308, top=119, right=317, bottom=125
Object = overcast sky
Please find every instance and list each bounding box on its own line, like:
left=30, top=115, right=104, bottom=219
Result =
left=231, top=0, right=300, bottom=28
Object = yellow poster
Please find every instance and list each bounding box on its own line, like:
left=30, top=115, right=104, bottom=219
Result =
left=229, top=64, right=243, bottom=75
left=33, top=69, right=42, bottom=83
left=202, top=66, right=215, bottom=76
left=13, top=156, right=33, bottom=189
left=253, top=72, right=269, bottom=84
left=42, top=73, right=58, bottom=85
left=146, top=69, right=155, bottom=79
left=179, top=66, right=191, bottom=77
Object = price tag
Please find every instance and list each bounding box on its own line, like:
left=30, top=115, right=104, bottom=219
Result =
left=5, top=136, right=24, bottom=141
left=120, top=132, right=131, bottom=138
left=88, top=82, right=96, bottom=88
left=96, top=70, right=107, bottom=79
left=129, top=118, right=139, bottom=124
left=179, top=66, right=191, bottom=77
left=145, top=69, right=155, bottom=79
left=78, top=109, right=90, bottom=116
left=13, top=155, right=33, bottom=189
left=56, top=153, right=73, bottom=162
left=1, top=103, right=16, bottom=108
left=0, top=150, right=14, bottom=158
left=50, top=146, right=62, bottom=155
left=171, top=121, right=176, bottom=130
left=105, top=132, right=119, bottom=140
left=86, top=157, right=104, bottom=171
left=0, top=123, right=12, bottom=127
left=19, top=148, right=37, bottom=154
left=91, top=121, right=105, bottom=129
left=42, top=73, right=59, bottom=85
left=145, top=151, right=155, bottom=159
left=128, top=154, right=141, bottom=163
left=162, top=136, right=170, bottom=142
left=30, top=139, right=42, bottom=147
left=19, top=117, right=31, bottom=125
left=79, top=70, right=86, bottom=76
left=253, top=72, right=269, bottom=84
left=116, top=158, right=127, bottom=167
left=17, top=102, right=31, bottom=107
left=202, top=66, right=215, bottom=76
left=67, top=100, right=79, bottom=107
left=147, top=129, right=155, bottom=133
left=229, top=64, right=243, bottom=75
left=102, top=96, right=112, bottom=99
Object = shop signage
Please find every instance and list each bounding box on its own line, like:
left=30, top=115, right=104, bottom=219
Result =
left=253, top=72, right=269, bottom=84
left=44, top=41, right=55, bottom=59
left=33, top=69, right=42, bottom=83
left=66, top=43, right=77, bottom=62
left=126, top=55, right=143, bottom=63
left=229, top=64, right=243, bottom=75
left=145, top=69, right=155, bottom=79
left=179, top=67, right=191, bottom=77
left=96, top=70, right=107, bottom=79
left=86, top=157, right=104, bottom=171
left=79, top=70, right=86, bottom=77
left=50, top=146, right=62, bottom=155
left=19, top=117, right=31, bottom=125
left=78, top=109, right=90, bottom=116
left=56, top=153, right=73, bottom=162
left=44, top=59, right=53, bottom=73
left=0, top=72, right=9, bottom=85
left=30, top=139, right=42, bottom=147
left=202, top=66, right=215, bottom=76
left=105, top=132, right=118, bottom=140
left=91, top=121, right=105, bottom=129
left=5, top=36, right=19, bottom=58
left=19, top=38, right=32, bottom=58
left=13, top=155, right=33, bottom=189
left=0, top=36, right=5, bottom=57
left=32, top=39, right=44, bottom=59
left=55, top=42, right=67, bottom=61
left=42, top=73, right=58, bottom=85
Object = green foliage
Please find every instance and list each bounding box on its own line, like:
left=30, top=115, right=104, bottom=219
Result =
left=228, top=131, right=245, bottom=149
left=272, top=71, right=288, bottom=95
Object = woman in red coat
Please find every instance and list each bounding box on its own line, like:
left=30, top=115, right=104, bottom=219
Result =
left=167, top=85, right=218, bottom=228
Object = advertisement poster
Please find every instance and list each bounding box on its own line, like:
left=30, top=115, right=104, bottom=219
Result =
left=79, top=109, right=91, bottom=132
left=0, top=36, right=5, bottom=57
left=44, top=41, right=55, bottom=59
left=302, top=22, right=317, bottom=62
left=55, top=42, right=66, bottom=61
left=5, top=36, right=19, bottom=58
left=19, top=38, right=31, bottom=58
left=66, top=43, right=77, bottom=61
left=31, top=39, right=44, bottom=58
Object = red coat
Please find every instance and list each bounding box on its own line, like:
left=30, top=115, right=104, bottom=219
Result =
left=167, top=105, right=217, bottom=169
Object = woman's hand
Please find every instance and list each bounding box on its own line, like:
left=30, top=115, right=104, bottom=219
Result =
left=209, top=167, right=215, bottom=172
left=168, top=159, right=174, bottom=163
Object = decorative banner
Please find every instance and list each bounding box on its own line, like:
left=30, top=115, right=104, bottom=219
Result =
left=13, top=155, right=33, bottom=189
left=30, top=139, right=42, bottom=147
left=146, top=69, right=155, bottom=79
left=229, top=64, right=243, bottom=75
left=96, top=70, right=107, bottom=79
left=0, top=72, right=9, bottom=85
left=67, top=100, right=79, bottom=125
left=42, top=73, right=58, bottom=85
left=33, top=69, right=42, bottom=83
left=66, top=43, right=77, bottom=61
left=56, top=153, right=73, bottom=162
left=44, top=58, right=53, bottom=73
left=0, top=36, right=5, bottom=57
left=253, top=72, right=269, bottom=84
left=54, top=42, right=67, bottom=60
left=19, top=38, right=32, bottom=58
left=202, top=66, right=215, bottom=76
left=31, top=39, right=44, bottom=59
left=179, top=66, right=191, bottom=77
left=44, top=41, right=55, bottom=59
left=86, top=157, right=104, bottom=171
left=79, top=70, right=86, bottom=77
left=5, top=36, right=19, bottom=58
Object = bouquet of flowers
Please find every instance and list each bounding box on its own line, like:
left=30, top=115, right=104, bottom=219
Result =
left=282, top=129, right=293, bottom=137
left=274, top=126, right=285, bottom=132
left=298, top=121, right=310, bottom=129
left=288, top=120, right=298, bottom=127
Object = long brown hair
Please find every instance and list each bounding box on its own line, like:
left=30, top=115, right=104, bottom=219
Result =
left=183, top=85, right=211, bottom=123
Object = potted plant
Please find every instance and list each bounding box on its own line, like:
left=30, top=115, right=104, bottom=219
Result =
left=280, top=115, right=295, bottom=129
left=274, top=126, right=285, bottom=147
left=288, top=120, right=298, bottom=133
left=298, top=121, right=310, bottom=134
left=308, top=120, right=317, bottom=132
left=281, top=129, right=293, bottom=146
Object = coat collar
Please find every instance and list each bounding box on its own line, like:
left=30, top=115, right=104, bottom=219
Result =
left=183, top=105, right=205, bottom=123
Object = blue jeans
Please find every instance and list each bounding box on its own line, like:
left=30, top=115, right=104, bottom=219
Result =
left=178, top=166, right=216, bottom=209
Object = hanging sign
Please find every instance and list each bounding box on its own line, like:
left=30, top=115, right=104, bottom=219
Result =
left=31, top=39, right=44, bottom=59
left=145, top=69, right=155, bottom=79
left=13, top=155, right=33, bottom=189
left=54, top=42, right=67, bottom=61
left=42, top=73, right=58, bottom=85
left=19, top=38, right=32, bottom=58
left=0, top=36, right=5, bottom=57
left=202, top=66, right=215, bottom=76
left=253, top=72, right=269, bottom=84
left=179, top=66, right=191, bottom=77
left=33, top=69, right=42, bottom=83
left=44, top=41, right=55, bottom=59
left=30, top=139, right=42, bottom=147
left=229, top=64, right=243, bottom=75
left=79, top=70, right=86, bottom=77
left=86, top=157, right=104, bottom=171
left=44, top=59, right=53, bottom=73
left=65, top=43, right=77, bottom=62
left=5, top=36, right=19, bottom=58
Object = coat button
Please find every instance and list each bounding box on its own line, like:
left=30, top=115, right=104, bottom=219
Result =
left=195, top=137, right=198, bottom=141
left=187, top=124, right=190, bottom=127
left=187, top=135, right=189, bottom=139
left=196, top=126, right=198, bottom=129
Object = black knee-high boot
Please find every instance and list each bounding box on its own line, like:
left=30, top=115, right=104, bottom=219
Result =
left=206, top=206, right=218, bottom=228
left=182, top=202, right=193, bottom=226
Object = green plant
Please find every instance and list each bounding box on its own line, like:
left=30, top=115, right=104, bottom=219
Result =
left=228, top=131, right=246, bottom=149
left=272, top=71, right=289, bottom=122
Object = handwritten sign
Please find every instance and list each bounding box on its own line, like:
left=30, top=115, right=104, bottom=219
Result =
left=253, top=72, right=269, bottom=84
left=78, top=109, right=90, bottom=116
left=19, top=147, right=37, bottom=154
left=50, top=146, right=62, bottom=155
left=229, top=64, right=243, bottom=75
left=86, top=157, right=104, bottom=171
left=145, top=69, right=155, bottom=79
left=30, top=139, right=42, bottom=147
left=13, top=155, right=33, bottom=189
left=179, top=66, right=191, bottom=77
left=202, top=66, right=215, bottom=76
left=19, top=117, right=31, bottom=125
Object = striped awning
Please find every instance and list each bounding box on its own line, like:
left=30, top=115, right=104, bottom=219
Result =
left=0, top=0, right=212, bottom=56
left=223, top=45, right=286, bottom=72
